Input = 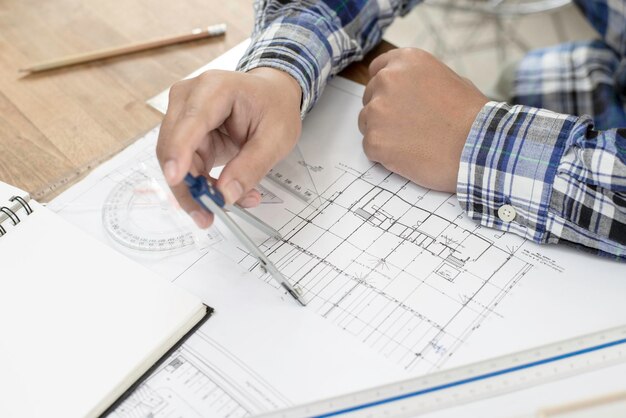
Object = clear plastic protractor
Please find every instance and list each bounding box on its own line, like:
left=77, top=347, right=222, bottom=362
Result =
left=102, top=170, right=198, bottom=253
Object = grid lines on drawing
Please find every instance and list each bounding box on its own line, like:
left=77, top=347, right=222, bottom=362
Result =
left=237, top=163, right=533, bottom=373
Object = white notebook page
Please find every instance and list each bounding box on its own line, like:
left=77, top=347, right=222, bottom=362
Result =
left=0, top=189, right=205, bottom=418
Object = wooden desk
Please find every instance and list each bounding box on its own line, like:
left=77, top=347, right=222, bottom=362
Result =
left=0, top=0, right=391, bottom=200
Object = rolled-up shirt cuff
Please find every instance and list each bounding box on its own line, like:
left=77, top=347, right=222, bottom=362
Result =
left=456, top=101, right=576, bottom=243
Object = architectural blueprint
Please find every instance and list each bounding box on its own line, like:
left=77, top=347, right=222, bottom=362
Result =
left=232, top=162, right=532, bottom=374
left=109, top=327, right=289, bottom=418
left=50, top=76, right=626, bottom=417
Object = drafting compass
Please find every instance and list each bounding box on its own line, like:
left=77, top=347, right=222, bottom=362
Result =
left=184, top=173, right=306, bottom=306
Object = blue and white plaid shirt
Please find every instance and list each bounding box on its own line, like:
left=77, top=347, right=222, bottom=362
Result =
left=237, top=0, right=626, bottom=261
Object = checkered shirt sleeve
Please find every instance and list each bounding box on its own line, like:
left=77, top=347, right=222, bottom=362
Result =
left=458, top=102, right=626, bottom=261
left=236, top=0, right=421, bottom=116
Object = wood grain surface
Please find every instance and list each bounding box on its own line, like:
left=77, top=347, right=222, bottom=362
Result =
left=0, top=0, right=390, bottom=201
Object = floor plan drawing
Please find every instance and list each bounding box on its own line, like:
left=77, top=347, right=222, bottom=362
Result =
left=108, top=328, right=290, bottom=418
left=235, top=161, right=533, bottom=374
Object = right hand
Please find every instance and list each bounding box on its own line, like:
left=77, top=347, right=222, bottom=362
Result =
left=156, top=67, right=302, bottom=228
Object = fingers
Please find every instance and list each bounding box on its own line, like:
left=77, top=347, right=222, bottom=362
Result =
left=157, top=83, right=188, bottom=168
left=208, top=129, right=240, bottom=167
left=217, top=129, right=294, bottom=205
left=238, top=189, right=262, bottom=208
left=360, top=76, right=386, bottom=133
left=358, top=106, right=368, bottom=135
left=362, top=70, right=386, bottom=105
left=156, top=69, right=301, bottom=227
left=195, top=132, right=217, bottom=175
left=165, top=157, right=262, bottom=228
left=171, top=181, right=214, bottom=228
left=173, top=177, right=259, bottom=229
left=167, top=153, right=215, bottom=228
left=358, top=100, right=385, bottom=135
left=156, top=73, right=235, bottom=187
left=368, top=50, right=393, bottom=78
left=369, top=48, right=435, bottom=80
left=157, top=82, right=211, bottom=228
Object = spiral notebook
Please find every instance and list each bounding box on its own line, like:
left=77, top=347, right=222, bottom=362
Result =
left=0, top=181, right=212, bottom=418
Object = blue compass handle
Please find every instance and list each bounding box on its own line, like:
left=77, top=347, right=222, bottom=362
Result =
left=184, top=173, right=226, bottom=209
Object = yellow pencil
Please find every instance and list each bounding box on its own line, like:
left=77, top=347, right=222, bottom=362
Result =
left=20, top=23, right=227, bottom=73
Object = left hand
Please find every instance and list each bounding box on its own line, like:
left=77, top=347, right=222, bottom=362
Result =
left=358, top=48, right=489, bottom=193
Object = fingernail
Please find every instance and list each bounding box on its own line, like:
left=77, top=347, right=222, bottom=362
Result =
left=190, top=211, right=206, bottom=228
left=164, top=160, right=178, bottom=184
left=239, top=194, right=261, bottom=208
left=222, top=180, right=243, bottom=205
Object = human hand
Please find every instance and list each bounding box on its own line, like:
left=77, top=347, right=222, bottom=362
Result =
left=358, top=48, right=488, bottom=193
left=156, top=68, right=302, bottom=228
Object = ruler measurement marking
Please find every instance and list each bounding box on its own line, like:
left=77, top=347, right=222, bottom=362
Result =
left=305, top=333, right=626, bottom=417
left=267, top=170, right=315, bottom=203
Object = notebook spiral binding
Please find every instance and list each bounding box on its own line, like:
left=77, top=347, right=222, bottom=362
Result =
left=0, top=194, right=34, bottom=237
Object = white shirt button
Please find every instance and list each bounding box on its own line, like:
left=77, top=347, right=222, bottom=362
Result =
left=498, top=204, right=516, bottom=222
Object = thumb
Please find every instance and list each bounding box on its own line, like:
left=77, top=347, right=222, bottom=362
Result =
left=217, top=132, right=294, bottom=205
